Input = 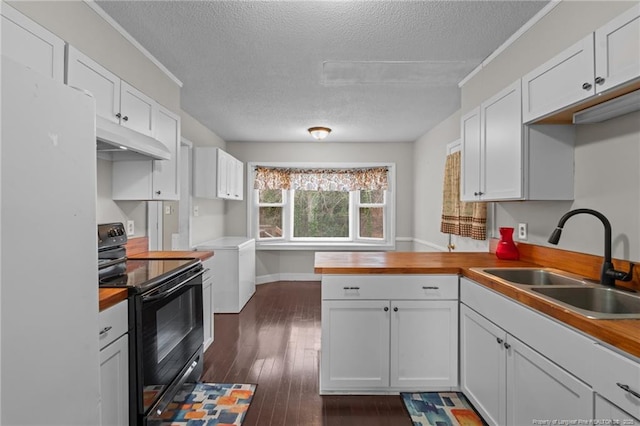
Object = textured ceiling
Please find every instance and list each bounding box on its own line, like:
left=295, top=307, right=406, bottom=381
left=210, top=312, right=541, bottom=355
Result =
left=96, top=1, right=549, bottom=143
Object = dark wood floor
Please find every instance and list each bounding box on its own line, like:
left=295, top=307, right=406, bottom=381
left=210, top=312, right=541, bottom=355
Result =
left=202, top=281, right=412, bottom=426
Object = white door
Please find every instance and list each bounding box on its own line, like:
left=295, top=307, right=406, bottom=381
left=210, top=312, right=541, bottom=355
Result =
left=595, top=4, right=640, bottom=93
left=482, top=80, right=523, bottom=201
left=1, top=3, right=65, bottom=83
left=390, top=300, right=458, bottom=389
left=460, top=107, right=481, bottom=202
left=522, top=34, right=595, bottom=123
left=506, top=336, right=593, bottom=424
left=321, top=300, right=390, bottom=391
left=120, top=81, right=154, bottom=136
left=66, top=45, right=121, bottom=124
left=99, top=335, right=129, bottom=426
left=460, top=304, right=507, bottom=426
left=152, top=105, right=180, bottom=200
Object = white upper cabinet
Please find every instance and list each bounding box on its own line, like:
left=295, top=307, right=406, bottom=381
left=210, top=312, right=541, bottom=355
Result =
left=595, top=3, right=640, bottom=93
left=112, top=104, right=180, bottom=201
left=193, top=147, right=244, bottom=200
left=462, top=80, right=575, bottom=202
left=522, top=35, right=595, bottom=123
left=1, top=3, right=65, bottom=83
left=66, top=46, right=154, bottom=136
left=523, top=4, right=640, bottom=123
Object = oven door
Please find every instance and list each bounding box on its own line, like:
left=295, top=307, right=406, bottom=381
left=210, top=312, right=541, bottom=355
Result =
left=137, top=269, right=204, bottom=417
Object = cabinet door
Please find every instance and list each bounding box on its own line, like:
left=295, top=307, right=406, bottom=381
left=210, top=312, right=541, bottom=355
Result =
left=460, top=304, right=506, bottom=426
left=99, top=335, right=129, bottom=426
left=202, top=278, right=213, bottom=351
left=217, top=150, right=230, bottom=198
left=595, top=4, right=640, bottom=93
left=595, top=394, right=639, bottom=423
left=232, top=159, right=244, bottom=200
left=320, top=300, right=390, bottom=391
left=66, top=45, right=121, bottom=124
left=152, top=105, right=180, bottom=200
left=120, top=81, right=154, bottom=136
left=482, top=80, right=523, bottom=201
left=460, top=107, right=481, bottom=202
left=506, top=336, right=592, bottom=425
left=522, top=34, right=595, bottom=123
left=390, top=300, right=458, bottom=389
left=1, top=4, right=65, bottom=83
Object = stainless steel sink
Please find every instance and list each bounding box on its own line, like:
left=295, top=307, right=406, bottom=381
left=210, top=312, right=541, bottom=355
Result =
left=531, top=287, right=640, bottom=319
left=480, top=268, right=587, bottom=286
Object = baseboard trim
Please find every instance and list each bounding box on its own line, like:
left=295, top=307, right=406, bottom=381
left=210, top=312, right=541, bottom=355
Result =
left=257, top=273, right=321, bottom=285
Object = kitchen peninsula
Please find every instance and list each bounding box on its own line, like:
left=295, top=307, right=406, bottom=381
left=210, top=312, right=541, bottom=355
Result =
left=315, top=249, right=640, bottom=423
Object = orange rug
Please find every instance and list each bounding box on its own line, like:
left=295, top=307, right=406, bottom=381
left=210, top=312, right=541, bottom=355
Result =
left=401, top=392, right=486, bottom=425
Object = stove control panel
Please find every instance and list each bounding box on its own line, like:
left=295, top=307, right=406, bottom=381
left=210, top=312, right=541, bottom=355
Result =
left=98, top=222, right=128, bottom=250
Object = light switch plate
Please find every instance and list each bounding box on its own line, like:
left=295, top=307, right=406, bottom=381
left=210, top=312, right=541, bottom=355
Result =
left=518, top=223, right=528, bottom=240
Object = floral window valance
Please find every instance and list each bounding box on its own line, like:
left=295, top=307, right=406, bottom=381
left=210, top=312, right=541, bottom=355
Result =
left=254, top=166, right=389, bottom=192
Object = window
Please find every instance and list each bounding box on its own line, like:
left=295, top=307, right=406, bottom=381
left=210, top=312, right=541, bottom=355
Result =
left=249, top=163, right=395, bottom=250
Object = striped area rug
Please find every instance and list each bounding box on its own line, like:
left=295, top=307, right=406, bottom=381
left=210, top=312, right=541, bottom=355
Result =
left=149, top=383, right=256, bottom=425
left=401, top=391, right=486, bottom=426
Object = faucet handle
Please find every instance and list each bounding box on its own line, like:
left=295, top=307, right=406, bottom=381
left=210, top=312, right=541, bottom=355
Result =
left=605, top=262, right=635, bottom=282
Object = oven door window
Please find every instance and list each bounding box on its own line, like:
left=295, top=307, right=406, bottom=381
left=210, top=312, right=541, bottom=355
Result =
left=140, top=278, right=203, bottom=412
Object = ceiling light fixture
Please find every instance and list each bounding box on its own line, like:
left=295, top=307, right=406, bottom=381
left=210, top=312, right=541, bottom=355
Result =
left=308, top=126, right=331, bottom=140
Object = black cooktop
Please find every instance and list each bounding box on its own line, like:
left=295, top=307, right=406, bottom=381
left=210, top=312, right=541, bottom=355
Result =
left=99, top=258, right=199, bottom=293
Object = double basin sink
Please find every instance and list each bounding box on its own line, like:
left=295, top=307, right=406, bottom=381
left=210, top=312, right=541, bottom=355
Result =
left=472, top=267, right=640, bottom=320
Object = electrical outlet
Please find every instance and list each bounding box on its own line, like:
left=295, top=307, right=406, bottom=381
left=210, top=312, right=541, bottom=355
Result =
left=518, top=223, right=528, bottom=240
left=126, top=220, right=135, bottom=236
left=193, top=206, right=199, bottom=217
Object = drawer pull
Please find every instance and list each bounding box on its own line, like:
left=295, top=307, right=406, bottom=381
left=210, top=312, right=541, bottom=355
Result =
left=343, top=286, right=360, bottom=290
left=496, top=338, right=504, bottom=345
left=384, top=307, right=389, bottom=312
left=617, top=383, right=640, bottom=399
left=503, top=342, right=511, bottom=349
left=422, top=286, right=439, bottom=290
left=99, top=326, right=112, bottom=336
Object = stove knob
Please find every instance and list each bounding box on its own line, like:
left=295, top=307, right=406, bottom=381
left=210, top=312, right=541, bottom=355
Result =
left=108, top=229, right=116, bottom=237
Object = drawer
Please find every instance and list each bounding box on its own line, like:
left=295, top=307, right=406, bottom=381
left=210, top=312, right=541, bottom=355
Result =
left=592, top=343, right=640, bottom=419
left=322, top=275, right=458, bottom=300
left=99, top=300, right=128, bottom=351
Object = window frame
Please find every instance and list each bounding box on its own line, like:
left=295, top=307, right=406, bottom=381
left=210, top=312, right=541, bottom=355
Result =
left=248, top=162, right=396, bottom=251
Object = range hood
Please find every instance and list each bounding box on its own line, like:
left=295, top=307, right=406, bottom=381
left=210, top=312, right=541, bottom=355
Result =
left=96, top=116, right=171, bottom=161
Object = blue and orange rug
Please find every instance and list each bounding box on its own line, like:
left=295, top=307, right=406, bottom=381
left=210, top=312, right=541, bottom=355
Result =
left=149, top=383, right=256, bottom=425
left=401, top=391, right=486, bottom=426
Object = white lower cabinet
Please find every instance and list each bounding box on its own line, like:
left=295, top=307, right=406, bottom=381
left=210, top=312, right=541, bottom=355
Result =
left=461, top=304, right=592, bottom=426
left=98, top=300, right=129, bottom=426
left=202, top=257, right=215, bottom=351
left=320, top=274, right=458, bottom=394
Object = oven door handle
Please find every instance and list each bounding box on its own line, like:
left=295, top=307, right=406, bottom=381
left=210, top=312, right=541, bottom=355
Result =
left=142, top=270, right=204, bottom=302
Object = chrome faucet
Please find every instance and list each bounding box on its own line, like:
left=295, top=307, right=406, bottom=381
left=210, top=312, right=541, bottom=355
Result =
left=548, top=208, right=634, bottom=286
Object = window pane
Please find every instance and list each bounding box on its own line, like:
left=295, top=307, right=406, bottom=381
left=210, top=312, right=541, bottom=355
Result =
left=259, top=207, right=283, bottom=238
left=360, top=189, right=385, bottom=204
left=359, top=207, right=384, bottom=238
left=294, top=191, right=349, bottom=238
left=259, top=189, right=282, bottom=204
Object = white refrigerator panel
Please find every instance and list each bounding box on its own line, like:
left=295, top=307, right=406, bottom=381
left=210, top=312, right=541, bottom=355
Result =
left=1, top=57, right=100, bottom=425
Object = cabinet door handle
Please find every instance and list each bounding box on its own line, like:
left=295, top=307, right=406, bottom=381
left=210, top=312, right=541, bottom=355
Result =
left=384, top=307, right=389, bottom=312
left=122, top=115, right=129, bottom=122
left=342, top=286, right=360, bottom=290
left=496, top=337, right=504, bottom=344
left=156, top=190, right=161, bottom=195
left=474, top=192, right=479, bottom=196
left=99, top=326, right=112, bottom=336
left=582, top=82, right=592, bottom=90
left=393, top=307, right=398, bottom=312
left=504, top=342, right=511, bottom=349
left=617, top=383, right=640, bottom=399
left=422, top=286, right=439, bottom=290
left=115, top=112, right=122, bottom=119
left=595, top=76, right=605, bottom=85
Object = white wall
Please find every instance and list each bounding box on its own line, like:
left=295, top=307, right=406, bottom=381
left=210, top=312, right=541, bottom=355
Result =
left=180, top=111, right=228, bottom=246
left=226, top=140, right=414, bottom=279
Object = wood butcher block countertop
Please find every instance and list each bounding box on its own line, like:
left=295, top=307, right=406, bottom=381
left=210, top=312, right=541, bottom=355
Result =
left=98, top=250, right=214, bottom=312
left=314, top=251, right=640, bottom=359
